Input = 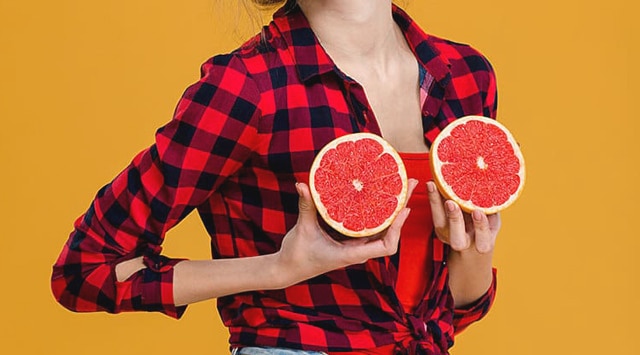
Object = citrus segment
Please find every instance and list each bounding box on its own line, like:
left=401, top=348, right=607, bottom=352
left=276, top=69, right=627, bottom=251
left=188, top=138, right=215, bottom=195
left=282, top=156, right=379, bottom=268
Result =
left=309, top=133, right=408, bottom=237
left=430, top=116, right=525, bottom=214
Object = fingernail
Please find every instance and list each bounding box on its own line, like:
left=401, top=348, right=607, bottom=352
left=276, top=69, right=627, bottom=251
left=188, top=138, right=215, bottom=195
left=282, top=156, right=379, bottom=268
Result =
left=446, top=201, right=456, bottom=213
left=427, top=181, right=436, bottom=193
left=472, top=210, right=483, bottom=221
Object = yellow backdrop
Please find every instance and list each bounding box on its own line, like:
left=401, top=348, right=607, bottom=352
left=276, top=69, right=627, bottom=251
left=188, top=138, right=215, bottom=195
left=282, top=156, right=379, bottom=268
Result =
left=1, top=0, right=637, bottom=354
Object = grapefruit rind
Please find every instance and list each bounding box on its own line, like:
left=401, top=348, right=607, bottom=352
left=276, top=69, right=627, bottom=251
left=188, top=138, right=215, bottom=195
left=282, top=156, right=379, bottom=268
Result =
left=309, top=132, right=409, bottom=238
left=429, top=116, right=525, bottom=214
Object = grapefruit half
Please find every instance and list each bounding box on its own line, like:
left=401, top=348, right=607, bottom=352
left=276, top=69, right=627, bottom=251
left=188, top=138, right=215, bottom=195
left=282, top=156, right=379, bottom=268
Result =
left=430, top=116, right=525, bottom=214
left=309, top=133, right=409, bottom=238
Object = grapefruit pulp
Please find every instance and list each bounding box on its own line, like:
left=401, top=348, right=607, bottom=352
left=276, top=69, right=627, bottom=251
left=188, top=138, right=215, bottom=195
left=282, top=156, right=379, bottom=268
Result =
left=429, top=115, right=525, bottom=214
left=309, top=133, right=409, bottom=237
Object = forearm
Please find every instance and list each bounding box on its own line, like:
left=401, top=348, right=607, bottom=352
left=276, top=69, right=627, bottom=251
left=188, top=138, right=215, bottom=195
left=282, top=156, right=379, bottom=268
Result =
left=174, top=254, right=293, bottom=306
left=447, top=248, right=494, bottom=308
left=116, top=254, right=288, bottom=307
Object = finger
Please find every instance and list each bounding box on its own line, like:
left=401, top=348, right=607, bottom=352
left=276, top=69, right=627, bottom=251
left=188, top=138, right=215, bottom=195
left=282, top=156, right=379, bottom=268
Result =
left=295, top=182, right=318, bottom=225
left=380, top=207, right=411, bottom=255
left=338, top=194, right=415, bottom=263
left=376, top=179, right=416, bottom=248
left=445, top=200, right=470, bottom=250
left=427, top=181, right=447, bottom=229
left=472, top=210, right=494, bottom=253
left=404, top=178, right=419, bottom=206
left=386, top=207, right=411, bottom=238
left=487, top=212, right=502, bottom=233
left=353, top=207, right=410, bottom=260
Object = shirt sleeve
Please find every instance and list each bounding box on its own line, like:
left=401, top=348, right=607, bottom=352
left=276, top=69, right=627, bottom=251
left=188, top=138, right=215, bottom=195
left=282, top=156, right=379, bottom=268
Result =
left=452, top=268, right=497, bottom=335
left=452, top=52, right=499, bottom=334
left=51, top=54, right=262, bottom=319
left=480, top=54, right=498, bottom=120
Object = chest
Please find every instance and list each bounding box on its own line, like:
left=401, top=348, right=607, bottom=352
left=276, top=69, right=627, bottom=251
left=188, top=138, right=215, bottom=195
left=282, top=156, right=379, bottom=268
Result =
left=322, top=47, right=427, bottom=153
left=360, top=74, right=426, bottom=153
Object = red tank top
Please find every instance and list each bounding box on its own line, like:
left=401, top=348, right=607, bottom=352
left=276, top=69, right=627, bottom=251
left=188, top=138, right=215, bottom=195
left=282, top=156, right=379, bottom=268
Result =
left=396, top=152, right=433, bottom=313
left=329, top=152, right=434, bottom=355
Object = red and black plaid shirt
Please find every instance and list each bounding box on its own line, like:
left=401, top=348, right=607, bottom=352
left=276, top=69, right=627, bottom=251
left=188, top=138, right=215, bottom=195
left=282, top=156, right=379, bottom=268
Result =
left=52, top=4, right=498, bottom=354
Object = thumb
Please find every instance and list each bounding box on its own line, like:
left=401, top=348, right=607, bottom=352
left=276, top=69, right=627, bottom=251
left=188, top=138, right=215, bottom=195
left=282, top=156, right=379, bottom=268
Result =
left=295, top=182, right=318, bottom=225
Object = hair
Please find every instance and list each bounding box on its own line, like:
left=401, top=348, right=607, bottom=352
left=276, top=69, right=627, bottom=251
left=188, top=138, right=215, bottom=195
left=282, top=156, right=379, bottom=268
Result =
left=238, top=0, right=296, bottom=29
left=246, top=0, right=298, bottom=11
left=251, top=0, right=287, bottom=5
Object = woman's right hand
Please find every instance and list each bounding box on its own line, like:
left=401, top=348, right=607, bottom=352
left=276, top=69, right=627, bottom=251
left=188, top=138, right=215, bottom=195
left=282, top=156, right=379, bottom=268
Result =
left=274, top=180, right=417, bottom=287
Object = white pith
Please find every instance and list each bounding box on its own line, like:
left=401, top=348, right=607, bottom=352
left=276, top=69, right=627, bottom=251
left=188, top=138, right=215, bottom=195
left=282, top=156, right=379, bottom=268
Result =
left=430, top=116, right=525, bottom=214
left=477, top=156, right=488, bottom=170
left=309, top=132, right=408, bottom=237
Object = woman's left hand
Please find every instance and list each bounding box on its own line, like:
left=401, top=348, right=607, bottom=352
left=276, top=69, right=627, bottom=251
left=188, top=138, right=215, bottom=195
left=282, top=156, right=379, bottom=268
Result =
left=426, top=181, right=501, bottom=253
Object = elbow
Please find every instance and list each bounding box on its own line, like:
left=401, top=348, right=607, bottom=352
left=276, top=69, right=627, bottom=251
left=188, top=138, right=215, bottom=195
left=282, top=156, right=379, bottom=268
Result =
left=50, top=272, right=80, bottom=313
left=50, top=264, right=118, bottom=314
left=52, top=219, right=123, bottom=314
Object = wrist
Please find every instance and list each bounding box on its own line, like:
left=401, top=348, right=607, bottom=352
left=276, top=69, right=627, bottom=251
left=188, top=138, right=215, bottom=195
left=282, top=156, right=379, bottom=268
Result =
left=267, top=251, right=299, bottom=289
left=447, top=247, right=494, bottom=286
left=448, top=245, right=494, bottom=262
left=447, top=246, right=494, bottom=307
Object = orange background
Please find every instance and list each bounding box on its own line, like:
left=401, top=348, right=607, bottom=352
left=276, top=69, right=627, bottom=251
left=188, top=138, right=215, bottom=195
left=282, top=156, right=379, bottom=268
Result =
left=0, top=0, right=637, bottom=354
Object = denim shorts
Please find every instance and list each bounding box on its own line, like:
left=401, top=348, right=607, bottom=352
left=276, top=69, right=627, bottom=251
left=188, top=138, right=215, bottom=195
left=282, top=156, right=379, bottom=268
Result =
left=231, top=347, right=328, bottom=355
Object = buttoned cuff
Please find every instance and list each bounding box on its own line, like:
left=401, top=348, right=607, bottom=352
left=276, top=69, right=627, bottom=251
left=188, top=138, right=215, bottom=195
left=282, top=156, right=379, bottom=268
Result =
left=452, top=267, right=497, bottom=335
left=115, top=256, right=187, bottom=319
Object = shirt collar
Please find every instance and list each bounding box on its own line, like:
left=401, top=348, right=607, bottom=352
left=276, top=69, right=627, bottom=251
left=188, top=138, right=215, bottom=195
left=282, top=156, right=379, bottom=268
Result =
left=272, top=4, right=336, bottom=82
left=271, top=4, right=451, bottom=87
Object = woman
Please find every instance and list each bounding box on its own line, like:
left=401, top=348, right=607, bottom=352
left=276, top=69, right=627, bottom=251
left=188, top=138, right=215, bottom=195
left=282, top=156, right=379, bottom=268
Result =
left=52, top=0, right=500, bottom=354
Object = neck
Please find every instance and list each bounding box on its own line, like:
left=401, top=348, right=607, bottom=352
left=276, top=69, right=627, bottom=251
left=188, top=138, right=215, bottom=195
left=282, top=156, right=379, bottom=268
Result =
left=297, top=0, right=404, bottom=63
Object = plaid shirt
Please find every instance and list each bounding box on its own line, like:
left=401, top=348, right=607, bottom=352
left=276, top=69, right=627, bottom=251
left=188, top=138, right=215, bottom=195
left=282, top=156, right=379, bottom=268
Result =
left=52, top=4, right=497, bottom=354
